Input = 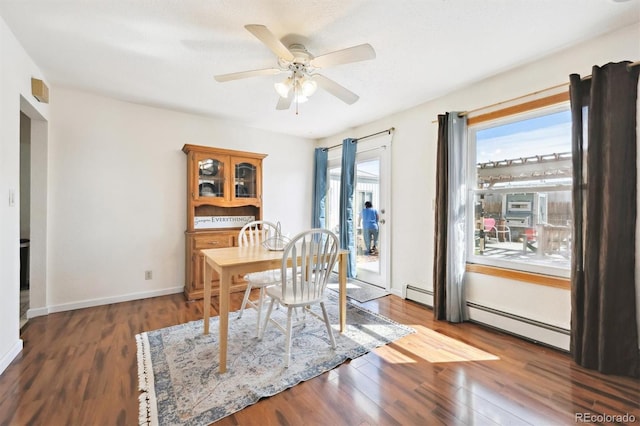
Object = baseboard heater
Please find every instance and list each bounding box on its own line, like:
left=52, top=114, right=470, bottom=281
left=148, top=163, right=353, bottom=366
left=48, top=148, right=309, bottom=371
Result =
left=405, top=285, right=433, bottom=307
left=466, top=302, right=569, bottom=334
left=405, top=284, right=570, bottom=351
left=467, top=302, right=570, bottom=351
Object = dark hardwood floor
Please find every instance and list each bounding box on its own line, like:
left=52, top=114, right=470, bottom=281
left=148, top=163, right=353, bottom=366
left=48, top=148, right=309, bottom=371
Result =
left=1, top=291, right=638, bottom=425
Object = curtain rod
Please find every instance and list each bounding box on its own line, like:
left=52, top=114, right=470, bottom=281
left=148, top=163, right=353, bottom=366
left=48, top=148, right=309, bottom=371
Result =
left=431, top=59, right=640, bottom=123
left=458, top=82, right=568, bottom=118
left=323, top=127, right=395, bottom=151
left=429, top=82, right=568, bottom=123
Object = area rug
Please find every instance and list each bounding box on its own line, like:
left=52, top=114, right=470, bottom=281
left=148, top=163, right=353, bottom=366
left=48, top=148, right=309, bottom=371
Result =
left=136, top=293, right=414, bottom=425
left=327, top=276, right=390, bottom=302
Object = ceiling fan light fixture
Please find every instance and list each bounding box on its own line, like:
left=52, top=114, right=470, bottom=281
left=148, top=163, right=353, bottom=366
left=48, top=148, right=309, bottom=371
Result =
left=300, top=78, right=317, bottom=97
left=274, top=77, right=292, bottom=98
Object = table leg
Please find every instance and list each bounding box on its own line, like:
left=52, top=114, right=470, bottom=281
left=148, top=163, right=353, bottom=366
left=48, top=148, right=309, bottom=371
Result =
left=203, top=259, right=211, bottom=335
left=218, top=268, right=230, bottom=373
left=339, top=251, right=347, bottom=333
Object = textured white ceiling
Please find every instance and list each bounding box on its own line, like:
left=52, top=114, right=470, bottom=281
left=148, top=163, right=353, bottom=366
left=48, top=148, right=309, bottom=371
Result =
left=1, top=0, right=638, bottom=138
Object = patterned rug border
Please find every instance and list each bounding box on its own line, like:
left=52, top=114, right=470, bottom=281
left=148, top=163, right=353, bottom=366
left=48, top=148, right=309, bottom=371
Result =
left=135, top=293, right=414, bottom=425
left=136, top=333, right=158, bottom=426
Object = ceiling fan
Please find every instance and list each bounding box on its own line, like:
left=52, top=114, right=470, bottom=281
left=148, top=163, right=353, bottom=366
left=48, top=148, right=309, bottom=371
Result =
left=214, top=25, right=376, bottom=112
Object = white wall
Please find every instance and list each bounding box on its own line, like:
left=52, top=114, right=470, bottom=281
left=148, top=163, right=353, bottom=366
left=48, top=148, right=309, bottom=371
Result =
left=43, top=88, right=314, bottom=311
left=0, top=16, right=49, bottom=374
left=318, top=23, right=640, bottom=349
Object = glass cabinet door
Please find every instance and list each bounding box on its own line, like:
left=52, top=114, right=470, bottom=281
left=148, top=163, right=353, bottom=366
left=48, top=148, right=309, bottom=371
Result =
left=196, top=155, right=225, bottom=199
left=232, top=157, right=259, bottom=201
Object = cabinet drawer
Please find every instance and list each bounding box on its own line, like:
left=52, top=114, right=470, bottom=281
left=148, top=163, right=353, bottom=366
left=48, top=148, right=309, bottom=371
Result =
left=193, top=233, right=234, bottom=250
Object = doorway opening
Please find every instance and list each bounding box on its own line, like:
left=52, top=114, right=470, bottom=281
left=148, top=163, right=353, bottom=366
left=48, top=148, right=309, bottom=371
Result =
left=19, top=112, right=31, bottom=328
left=19, top=95, right=48, bottom=329
left=354, top=159, right=381, bottom=282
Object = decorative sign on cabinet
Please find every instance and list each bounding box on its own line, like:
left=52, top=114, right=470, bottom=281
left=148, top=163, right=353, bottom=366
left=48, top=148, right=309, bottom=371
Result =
left=182, top=144, right=267, bottom=300
left=193, top=215, right=255, bottom=229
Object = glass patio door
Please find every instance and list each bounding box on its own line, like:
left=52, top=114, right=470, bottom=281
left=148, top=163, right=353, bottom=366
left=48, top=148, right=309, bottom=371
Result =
left=326, top=142, right=390, bottom=289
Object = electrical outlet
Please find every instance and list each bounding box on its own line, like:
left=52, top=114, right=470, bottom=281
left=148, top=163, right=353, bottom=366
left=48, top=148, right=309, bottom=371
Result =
left=145, top=270, right=152, bottom=280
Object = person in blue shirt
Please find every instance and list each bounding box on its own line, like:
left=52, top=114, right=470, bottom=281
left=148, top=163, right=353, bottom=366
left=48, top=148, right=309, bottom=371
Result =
left=361, top=201, right=379, bottom=255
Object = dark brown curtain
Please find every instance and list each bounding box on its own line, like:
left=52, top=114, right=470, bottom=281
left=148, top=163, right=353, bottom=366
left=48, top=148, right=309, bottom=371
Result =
left=433, top=114, right=449, bottom=320
left=569, top=61, right=640, bottom=378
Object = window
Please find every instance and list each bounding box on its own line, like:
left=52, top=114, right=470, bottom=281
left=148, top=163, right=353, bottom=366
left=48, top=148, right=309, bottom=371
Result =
left=468, top=103, right=572, bottom=278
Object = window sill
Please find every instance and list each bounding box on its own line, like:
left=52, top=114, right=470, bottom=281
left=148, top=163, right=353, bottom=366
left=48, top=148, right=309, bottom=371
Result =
left=465, top=263, right=570, bottom=290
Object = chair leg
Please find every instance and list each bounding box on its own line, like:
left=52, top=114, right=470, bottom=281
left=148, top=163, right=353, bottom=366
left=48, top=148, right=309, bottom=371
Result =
left=259, top=298, right=276, bottom=340
left=238, top=283, right=253, bottom=319
left=320, top=302, right=336, bottom=349
left=255, top=286, right=266, bottom=337
left=284, top=306, right=294, bottom=368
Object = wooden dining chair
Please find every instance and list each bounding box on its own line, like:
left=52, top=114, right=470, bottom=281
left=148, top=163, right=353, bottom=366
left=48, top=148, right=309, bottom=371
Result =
left=259, top=228, right=339, bottom=367
left=237, top=220, right=279, bottom=336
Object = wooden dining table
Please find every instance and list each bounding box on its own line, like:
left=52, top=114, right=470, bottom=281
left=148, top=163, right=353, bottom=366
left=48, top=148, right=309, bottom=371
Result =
left=201, top=244, right=348, bottom=373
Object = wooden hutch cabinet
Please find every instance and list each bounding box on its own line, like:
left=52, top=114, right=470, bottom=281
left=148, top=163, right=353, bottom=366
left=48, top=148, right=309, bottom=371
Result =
left=182, top=144, right=267, bottom=300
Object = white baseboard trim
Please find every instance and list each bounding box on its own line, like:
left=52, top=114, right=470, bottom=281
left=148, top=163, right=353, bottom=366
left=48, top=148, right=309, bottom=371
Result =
left=47, top=286, right=184, bottom=314
left=27, top=306, right=49, bottom=318
left=389, top=288, right=402, bottom=298
left=0, top=339, right=23, bottom=376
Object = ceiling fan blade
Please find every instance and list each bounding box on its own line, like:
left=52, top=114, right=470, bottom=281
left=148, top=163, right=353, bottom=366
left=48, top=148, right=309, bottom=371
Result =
left=276, top=93, right=293, bottom=110
left=311, top=43, right=376, bottom=68
left=214, top=68, right=281, bottom=82
left=245, top=24, right=294, bottom=61
left=313, top=74, right=359, bottom=105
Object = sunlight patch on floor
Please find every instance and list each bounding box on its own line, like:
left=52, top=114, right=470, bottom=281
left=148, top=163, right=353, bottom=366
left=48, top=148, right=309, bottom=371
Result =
left=375, top=324, right=500, bottom=364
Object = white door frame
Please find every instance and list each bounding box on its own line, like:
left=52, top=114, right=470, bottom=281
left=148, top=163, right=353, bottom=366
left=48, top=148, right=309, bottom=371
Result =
left=326, top=135, right=391, bottom=289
